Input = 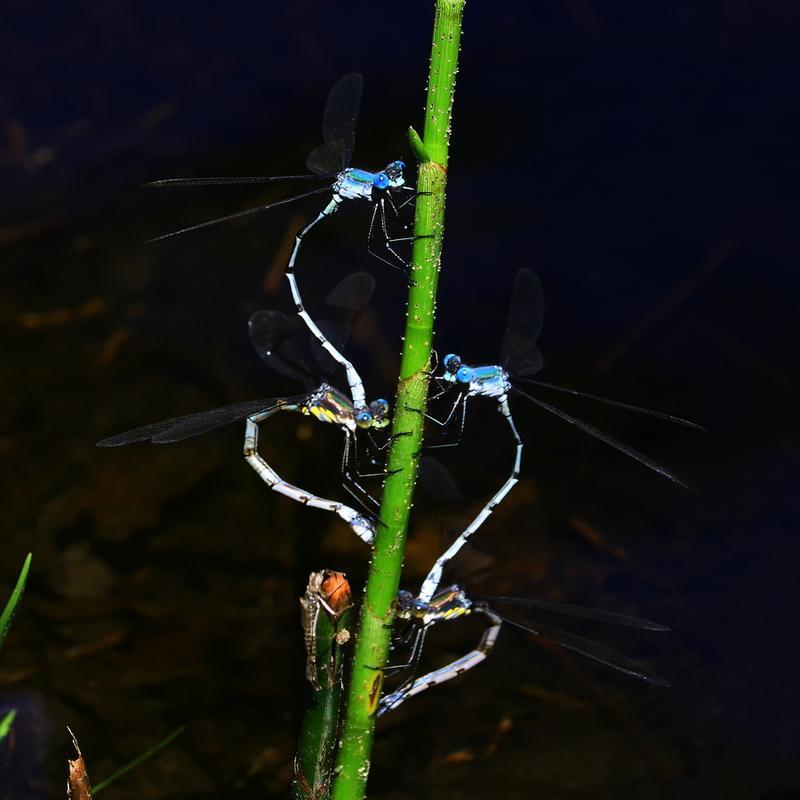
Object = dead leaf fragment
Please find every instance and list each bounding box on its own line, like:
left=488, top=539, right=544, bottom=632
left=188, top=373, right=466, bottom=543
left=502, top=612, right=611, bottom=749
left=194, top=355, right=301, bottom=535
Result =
left=66, top=727, right=93, bottom=800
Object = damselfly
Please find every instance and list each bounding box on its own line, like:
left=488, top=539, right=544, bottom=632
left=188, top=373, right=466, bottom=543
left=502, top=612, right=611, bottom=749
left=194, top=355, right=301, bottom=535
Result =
left=146, top=73, right=414, bottom=414
left=378, top=585, right=669, bottom=715
left=96, top=273, right=389, bottom=543
left=419, top=268, right=702, bottom=604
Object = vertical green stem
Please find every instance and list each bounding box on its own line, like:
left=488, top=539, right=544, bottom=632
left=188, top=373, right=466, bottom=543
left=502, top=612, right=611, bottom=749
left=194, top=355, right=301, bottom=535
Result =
left=330, top=2, right=465, bottom=798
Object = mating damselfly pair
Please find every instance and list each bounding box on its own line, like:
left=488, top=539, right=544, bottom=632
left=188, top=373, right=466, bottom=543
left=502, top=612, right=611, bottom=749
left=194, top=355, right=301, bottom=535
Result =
left=96, top=72, right=700, bottom=716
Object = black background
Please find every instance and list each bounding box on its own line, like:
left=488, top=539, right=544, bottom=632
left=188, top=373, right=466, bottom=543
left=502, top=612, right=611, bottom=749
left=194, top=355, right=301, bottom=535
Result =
left=1, top=2, right=799, bottom=798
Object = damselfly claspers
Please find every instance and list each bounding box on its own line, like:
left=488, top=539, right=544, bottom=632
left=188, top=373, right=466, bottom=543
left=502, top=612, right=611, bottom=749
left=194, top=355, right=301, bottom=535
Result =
left=418, top=268, right=702, bottom=604
left=378, top=585, right=669, bottom=715
left=146, top=73, right=414, bottom=415
left=96, top=273, right=389, bottom=544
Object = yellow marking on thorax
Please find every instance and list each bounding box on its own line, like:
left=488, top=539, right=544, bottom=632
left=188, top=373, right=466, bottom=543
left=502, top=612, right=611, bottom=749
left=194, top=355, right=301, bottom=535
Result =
left=309, top=405, right=339, bottom=424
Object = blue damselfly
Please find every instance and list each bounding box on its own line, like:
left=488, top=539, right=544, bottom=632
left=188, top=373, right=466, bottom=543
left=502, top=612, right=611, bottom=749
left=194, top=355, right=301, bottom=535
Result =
left=419, top=269, right=702, bottom=603
left=146, top=73, right=414, bottom=415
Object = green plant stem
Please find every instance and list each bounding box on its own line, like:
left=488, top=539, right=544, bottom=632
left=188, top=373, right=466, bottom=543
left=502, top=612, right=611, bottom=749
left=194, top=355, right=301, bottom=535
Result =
left=330, top=2, right=465, bottom=797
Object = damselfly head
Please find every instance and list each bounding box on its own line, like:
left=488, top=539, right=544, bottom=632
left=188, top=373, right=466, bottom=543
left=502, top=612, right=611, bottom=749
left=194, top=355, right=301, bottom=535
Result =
left=443, top=353, right=462, bottom=375
left=355, top=398, right=390, bottom=430
left=355, top=408, right=375, bottom=429
left=395, top=590, right=415, bottom=617
left=383, top=160, right=406, bottom=188
left=369, top=398, right=391, bottom=428
left=372, top=172, right=390, bottom=190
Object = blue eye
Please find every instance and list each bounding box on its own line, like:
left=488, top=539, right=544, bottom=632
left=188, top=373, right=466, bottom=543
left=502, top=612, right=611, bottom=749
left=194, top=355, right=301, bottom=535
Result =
left=373, top=173, right=389, bottom=189
left=456, top=366, right=473, bottom=384
left=355, top=410, right=374, bottom=428
left=443, top=353, right=461, bottom=372
left=370, top=398, right=389, bottom=417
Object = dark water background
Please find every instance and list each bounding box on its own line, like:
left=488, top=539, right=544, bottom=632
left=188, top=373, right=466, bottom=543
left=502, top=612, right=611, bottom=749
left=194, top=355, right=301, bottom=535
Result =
left=1, top=2, right=799, bottom=798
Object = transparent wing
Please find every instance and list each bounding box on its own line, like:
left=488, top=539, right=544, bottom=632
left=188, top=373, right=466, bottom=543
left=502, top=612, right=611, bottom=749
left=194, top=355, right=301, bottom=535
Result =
left=324, top=271, right=375, bottom=313
left=484, top=596, right=669, bottom=631
left=248, top=310, right=315, bottom=386
left=513, top=386, right=688, bottom=488
left=500, top=269, right=545, bottom=376
left=96, top=397, right=293, bottom=447
left=145, top=175, right=333, bottom=188
left=518, top=379, right=704, bottom=430
left=313, top=272, right=376, bottom=375
left=147, top=185, right=332, bottom=243
left=417, top=455, right=463, bottom=503
left=306, top=73, right=363, bottom=175
left=502, top=616, right=670, bottom=687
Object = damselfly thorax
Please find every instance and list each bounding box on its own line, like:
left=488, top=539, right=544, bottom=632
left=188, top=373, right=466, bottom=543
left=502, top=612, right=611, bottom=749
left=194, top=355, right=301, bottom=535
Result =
left=396, top=587, right=476, bottom=626
left=442, top=356, right=511, bottom=398
left=301, top=384, right=358, bottom=430
left=334, top=162, right=405, bottom=202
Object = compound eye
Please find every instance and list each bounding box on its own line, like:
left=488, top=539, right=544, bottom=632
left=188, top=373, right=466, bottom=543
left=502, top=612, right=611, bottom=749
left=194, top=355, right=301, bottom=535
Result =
left=443, top=353, right=461, bottom=372
left=370, top=398, right=390, bottom=418
left=374, top=173, right=389, bottom=189
left=456, top=366, right=473, bottom=384
left=396, top=160, right=405, bottom=171
left=355, top=410, right=374, bottom=429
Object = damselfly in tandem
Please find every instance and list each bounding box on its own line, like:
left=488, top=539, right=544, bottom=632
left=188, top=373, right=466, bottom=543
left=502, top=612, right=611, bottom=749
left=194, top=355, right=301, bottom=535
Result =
left=378, top=585, right=670, bottom=715
left=418, top=268, right=702, bottom=604
left=97, top=273, right=389, bottom=543
left=146, top=73, right=415, bottom=415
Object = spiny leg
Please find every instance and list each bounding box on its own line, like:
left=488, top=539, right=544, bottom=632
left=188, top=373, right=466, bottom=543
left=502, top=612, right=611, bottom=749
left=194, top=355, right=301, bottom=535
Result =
left=418, top=396, right=522, bottom=604
left=422, top=391, right=469, bottom=451
left=340, top=431, right=383, bottom=517
left=383, top=623, right=429, bottom=678
left=244, top=412, right=374, bottom=544
left=366, top=199, right=413, bottom=274
left=378, top=608, right=503, bottom=716
left=396, top=188, right=430, bottom=211
left=379, top=199, right=416, bottom=266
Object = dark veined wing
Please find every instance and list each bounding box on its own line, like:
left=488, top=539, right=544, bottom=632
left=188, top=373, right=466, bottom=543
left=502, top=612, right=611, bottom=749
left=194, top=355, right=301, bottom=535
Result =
left=500, top=268, right=545, bottom=377
left=482, top=596, right=669, bottom=631
left=306, top=73, right=363, bottom=175
left=147, top=185, right=332, bottom=243
left=96, top=397, right=295, bottom=447
left=512, top=386, right=689, bottom=488
left=517, top=379, right=705, bottom=430
left=248, top=310, right=317, bottom=389
left=501, top=616, right=670, bottom=687
left=144, top=174, right=333, bottom=188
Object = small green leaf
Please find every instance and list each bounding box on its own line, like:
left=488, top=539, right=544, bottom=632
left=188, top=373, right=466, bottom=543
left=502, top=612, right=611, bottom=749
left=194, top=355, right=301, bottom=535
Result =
left=0, top=709, right=17, bottom=742
left=0, top=553, right=32, bottom=651
left=93, top=725, right=187, bottom=794
left=408, top=126, right=431, bottom=163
